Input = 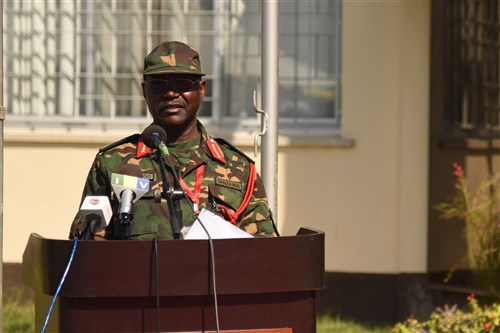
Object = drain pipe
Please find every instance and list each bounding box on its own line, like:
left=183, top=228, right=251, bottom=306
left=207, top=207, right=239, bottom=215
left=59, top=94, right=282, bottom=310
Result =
left=261, top=0, right=279, bottom=225
left=0, top=0, right=5, bottom=329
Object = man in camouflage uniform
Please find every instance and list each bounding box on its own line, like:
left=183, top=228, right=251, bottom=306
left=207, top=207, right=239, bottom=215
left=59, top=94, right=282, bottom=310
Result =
left=70, top=41, right=277, bottom=240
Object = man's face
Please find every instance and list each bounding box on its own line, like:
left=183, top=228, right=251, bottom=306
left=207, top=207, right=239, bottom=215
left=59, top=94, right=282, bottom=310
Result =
left=142, top=74, right=206, bottom=130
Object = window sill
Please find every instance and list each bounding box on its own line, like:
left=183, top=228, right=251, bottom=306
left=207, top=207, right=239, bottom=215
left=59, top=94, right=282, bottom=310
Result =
left=4, top=117, right=354, bottom=149
left=5, top=126, right=356, bottom=149
left=438, top=136, right=500, bottom=151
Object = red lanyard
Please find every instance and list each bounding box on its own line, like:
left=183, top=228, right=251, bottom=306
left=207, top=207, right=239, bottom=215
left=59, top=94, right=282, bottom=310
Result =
left=178, top=165, right=204, bottom=214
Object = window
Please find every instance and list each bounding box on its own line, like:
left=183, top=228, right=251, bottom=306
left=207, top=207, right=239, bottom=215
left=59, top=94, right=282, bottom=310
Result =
left=4, top=0, right=342, bottom=132
left=444, top=0, right=500, bottom=137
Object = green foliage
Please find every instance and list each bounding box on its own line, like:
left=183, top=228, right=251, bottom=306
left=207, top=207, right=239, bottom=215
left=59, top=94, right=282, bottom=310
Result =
left=392, top=295, right=500, bottom=333
left=316, top=313, right=391, bottom=333
left=436, top=163, right=500, bottom=299
left=3, top=288, right=35, bottom=333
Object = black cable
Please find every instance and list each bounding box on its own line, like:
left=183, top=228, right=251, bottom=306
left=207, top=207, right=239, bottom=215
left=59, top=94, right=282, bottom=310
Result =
left=156, top=150, right=182, bottom=239
left=163, top=150, right=221, bottom=333
left=194, top=214, right=220, bottom=332
left=154, top=238, right=160, bottom=333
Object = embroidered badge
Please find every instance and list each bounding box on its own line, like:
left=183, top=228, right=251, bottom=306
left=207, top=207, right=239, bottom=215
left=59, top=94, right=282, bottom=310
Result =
left=142, top=173, right=157, bottom=181
left=215, top=178, right=242, bottom=190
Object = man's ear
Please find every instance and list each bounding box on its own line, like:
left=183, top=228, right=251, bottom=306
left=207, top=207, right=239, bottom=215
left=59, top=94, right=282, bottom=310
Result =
left=199, top=80, right=207, bottom=100
left=141, top=81, right=147, bottom=101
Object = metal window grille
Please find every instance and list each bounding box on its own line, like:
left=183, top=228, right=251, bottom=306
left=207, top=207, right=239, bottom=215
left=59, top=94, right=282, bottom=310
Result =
left=3, top=0, right=341, bottom=131
left=444, top=0, right=500, bottom=136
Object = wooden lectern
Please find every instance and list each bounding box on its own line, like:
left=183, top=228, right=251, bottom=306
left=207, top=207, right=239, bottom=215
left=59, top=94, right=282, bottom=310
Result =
left=23, top=228, right=324, bottom=332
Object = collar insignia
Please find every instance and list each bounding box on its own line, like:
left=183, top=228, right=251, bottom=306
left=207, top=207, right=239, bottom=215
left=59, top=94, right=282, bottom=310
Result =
left=207, top=138, right=226, bottom=164
left=136, top=138, right=151, bottom=158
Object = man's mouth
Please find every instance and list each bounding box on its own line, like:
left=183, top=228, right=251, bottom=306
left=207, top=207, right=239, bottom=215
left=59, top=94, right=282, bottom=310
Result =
left=159, top=102, right=185, bottom=112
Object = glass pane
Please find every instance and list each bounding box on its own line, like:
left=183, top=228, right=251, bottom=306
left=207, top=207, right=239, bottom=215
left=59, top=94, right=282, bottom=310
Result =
left=275, top=0, right=340, bottom=120
left=116, top=100, right=147, bottom=117
left=79, top=98, right=111, bottom=117
left=3, top=0, right=341, bottom=128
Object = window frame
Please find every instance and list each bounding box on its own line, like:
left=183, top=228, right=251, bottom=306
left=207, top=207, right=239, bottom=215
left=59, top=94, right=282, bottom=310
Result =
left=3, top=0, right=342, bottom=136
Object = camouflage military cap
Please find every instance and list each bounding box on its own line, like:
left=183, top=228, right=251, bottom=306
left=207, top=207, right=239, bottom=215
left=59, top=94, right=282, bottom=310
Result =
left=143, top=41, right=205, bottom=77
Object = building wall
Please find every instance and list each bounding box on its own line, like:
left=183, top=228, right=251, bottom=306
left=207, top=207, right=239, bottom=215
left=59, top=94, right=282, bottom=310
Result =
left=4, top=0, right=430, bottom=283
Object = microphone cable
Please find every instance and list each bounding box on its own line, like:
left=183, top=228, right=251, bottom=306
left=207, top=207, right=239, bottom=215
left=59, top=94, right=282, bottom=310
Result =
left=158, top=149, right=221, bottom=333
left=40, top=237, right=79, bottom=333
left=193, top=213, right=220, bottom=333
left=154, top=238, right=160, bottom=333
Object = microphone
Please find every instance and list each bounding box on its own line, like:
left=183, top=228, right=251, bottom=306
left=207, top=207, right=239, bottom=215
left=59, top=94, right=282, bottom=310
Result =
left=111, top=169, right=150, bottom=226
left=141, top=124, right=185, bottom=239
left=141, top=124, right=170, bottom=156
left=79, top=189, right=112, bottom=240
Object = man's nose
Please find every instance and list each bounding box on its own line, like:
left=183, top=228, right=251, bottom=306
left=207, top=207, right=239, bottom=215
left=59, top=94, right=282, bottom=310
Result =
left=165, top=89, right=180, bottom=98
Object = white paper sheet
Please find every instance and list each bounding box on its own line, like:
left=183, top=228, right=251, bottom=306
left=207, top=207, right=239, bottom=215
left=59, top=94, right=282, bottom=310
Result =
left=183, top=209, right=253, bottom=239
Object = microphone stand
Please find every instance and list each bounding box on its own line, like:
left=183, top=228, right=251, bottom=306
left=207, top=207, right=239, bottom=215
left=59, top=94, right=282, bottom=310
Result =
left=119, top=210, right=132, bottom=240
left=155, top=150, right=184, bottom=239
left=172, top=166, right=184, bottom=231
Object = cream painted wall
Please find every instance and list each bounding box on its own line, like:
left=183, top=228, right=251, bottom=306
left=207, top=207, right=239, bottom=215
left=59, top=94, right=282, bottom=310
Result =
left=4, top=143, right=99, bottom=262
left=3, top=1, right=430, bottom=275
left=330, top=0, right=430, bottom=272
left=271, top=0, right=430, bottom=273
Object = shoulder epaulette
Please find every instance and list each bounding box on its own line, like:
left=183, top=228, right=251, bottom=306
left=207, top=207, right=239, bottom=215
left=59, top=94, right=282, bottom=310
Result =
left=213, top=137, right=255, bottom=164
left=98, top=133, right=140, bottom=153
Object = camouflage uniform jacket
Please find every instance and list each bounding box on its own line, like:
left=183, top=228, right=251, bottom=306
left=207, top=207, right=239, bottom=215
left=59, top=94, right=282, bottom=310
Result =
left=70, top=122, right=277, bottom=240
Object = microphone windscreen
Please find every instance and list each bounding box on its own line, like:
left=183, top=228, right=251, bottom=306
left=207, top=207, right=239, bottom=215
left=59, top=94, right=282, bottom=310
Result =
left=80, top=195, right=112, bottom=226
left=141, top=125, right=167, bottom=149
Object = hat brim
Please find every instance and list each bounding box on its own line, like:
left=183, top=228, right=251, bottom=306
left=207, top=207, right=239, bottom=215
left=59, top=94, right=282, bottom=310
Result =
left=143, top=67, right=205, bottom=76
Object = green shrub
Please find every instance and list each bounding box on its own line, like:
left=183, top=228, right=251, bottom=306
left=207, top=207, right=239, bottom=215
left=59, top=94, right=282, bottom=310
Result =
left=317, top=313, right=392, bottom=333
left=3, top=288, right=34, bottom=333
left=436, top=163, right=500, bottom=299
left=392, top=294, right=500, bottom=333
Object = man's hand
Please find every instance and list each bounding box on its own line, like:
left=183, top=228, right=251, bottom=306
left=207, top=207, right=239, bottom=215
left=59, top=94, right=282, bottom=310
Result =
left=94, top=228, right=107, bottom=241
